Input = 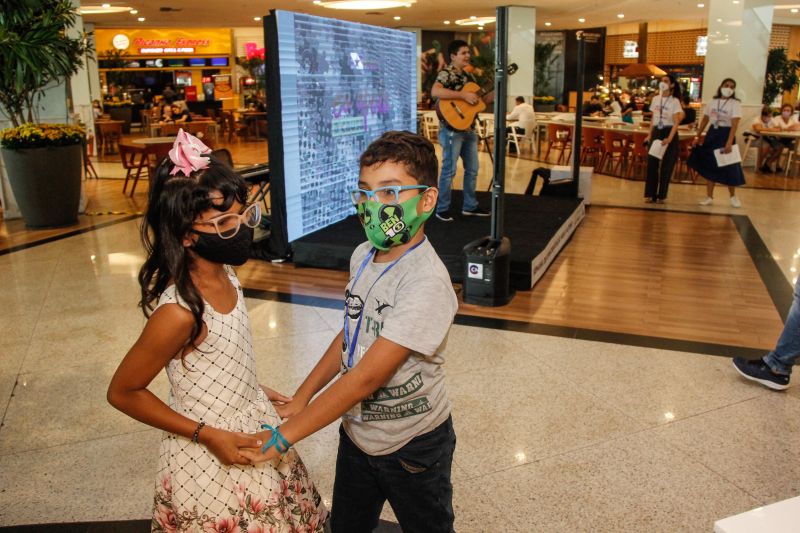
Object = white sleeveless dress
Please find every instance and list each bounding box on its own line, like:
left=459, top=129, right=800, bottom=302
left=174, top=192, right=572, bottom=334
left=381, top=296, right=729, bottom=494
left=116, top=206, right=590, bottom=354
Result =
left=151, top=268, right=327, bottom=532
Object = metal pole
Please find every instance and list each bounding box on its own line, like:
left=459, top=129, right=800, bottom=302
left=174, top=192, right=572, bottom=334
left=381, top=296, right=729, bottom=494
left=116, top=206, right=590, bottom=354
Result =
left=571, top=31, right=585, bottom=195
left=491, top=5, right=509, bottom=242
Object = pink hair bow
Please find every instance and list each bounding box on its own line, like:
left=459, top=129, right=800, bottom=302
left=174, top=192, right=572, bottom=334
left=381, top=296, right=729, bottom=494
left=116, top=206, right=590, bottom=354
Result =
left=168, top=129, right=212, bottom=176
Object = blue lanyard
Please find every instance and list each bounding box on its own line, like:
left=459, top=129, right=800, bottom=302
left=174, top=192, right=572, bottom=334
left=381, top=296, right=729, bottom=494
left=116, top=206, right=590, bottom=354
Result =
left=343, top=238, right=427, bottom=368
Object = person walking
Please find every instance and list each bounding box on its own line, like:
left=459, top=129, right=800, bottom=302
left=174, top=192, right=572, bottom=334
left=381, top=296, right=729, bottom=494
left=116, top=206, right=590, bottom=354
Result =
left=644, top=74, right=684, bottom=203
left=690, top=78, right=746, bottom=208
left=733, top=279, right=800, bottom=390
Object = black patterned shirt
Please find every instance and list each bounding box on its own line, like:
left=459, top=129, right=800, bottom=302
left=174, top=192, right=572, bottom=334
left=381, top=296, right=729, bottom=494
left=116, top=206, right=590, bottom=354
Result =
left=435, top=65, right=479, bottom=131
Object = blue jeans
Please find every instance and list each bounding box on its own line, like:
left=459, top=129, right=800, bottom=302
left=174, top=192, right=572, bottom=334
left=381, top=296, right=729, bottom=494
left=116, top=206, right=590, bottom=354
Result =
left=330, top=417, right=456, bottom=533
left=437, top=127, right=479, bottom=213
left=765, top=279, right=800, bottom=375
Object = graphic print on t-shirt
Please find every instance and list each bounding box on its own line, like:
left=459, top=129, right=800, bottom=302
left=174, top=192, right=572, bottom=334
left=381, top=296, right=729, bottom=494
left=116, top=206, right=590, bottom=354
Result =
left=345, top=289, right=364, bottom=319
left=362, top=372, right=431, bottom=421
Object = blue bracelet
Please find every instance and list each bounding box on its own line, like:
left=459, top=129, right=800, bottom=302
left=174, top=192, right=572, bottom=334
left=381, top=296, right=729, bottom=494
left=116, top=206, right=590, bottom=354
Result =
left=260, top=424, right=292, bottom=454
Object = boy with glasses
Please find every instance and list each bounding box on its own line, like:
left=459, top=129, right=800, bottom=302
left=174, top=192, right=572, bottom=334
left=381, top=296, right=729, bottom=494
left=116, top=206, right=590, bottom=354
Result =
left=242, top=131, right=459, bottom=533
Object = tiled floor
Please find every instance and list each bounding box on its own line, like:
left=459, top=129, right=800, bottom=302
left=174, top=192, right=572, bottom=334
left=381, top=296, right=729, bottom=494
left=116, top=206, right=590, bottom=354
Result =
left=1, top=144, right=800, bottom=531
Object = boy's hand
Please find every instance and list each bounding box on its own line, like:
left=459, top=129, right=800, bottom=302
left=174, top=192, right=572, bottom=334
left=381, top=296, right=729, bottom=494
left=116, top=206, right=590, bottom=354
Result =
left=274, top=395, right=310, bottom=420
left=199, top=426, right=263, bottom=466
left=259, top=384, right=292, bottom=406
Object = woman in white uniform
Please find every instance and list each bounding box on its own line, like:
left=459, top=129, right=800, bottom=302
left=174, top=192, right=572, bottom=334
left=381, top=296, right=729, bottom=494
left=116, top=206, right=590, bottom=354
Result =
left=644, top=74, right=685, bottom=203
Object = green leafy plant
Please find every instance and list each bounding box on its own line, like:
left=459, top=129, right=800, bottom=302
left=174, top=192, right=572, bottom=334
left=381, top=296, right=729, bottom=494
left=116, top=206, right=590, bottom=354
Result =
left=100, top=48, right=136, bottom=90
left=0, top=0, right=92, bottom=127
left=0, top=123, right=85, bottom=150
left=468, top=33, right=495, bottom=90
left=534, top=42, right=559, bottom=97
left=763, top=47, right=800, bottom=105
left=533, top=96, right=556, bottom=105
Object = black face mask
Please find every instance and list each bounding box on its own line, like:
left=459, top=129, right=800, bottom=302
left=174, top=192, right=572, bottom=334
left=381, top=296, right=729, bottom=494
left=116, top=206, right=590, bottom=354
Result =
left=191, top=226, right=254, bottom=266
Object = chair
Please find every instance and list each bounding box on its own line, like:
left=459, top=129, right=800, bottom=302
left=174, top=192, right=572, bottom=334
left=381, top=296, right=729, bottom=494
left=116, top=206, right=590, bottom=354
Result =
left=627, top=132, right=649, bottom=180
left=422, top=112, right=440, bottom=141
left=96, top=121, right=123, bottom=155
left=84, top=136, right=98, bottom=179
left=544, top=123, right=572, bottom=164
left=129, top=143, right=172, bottom=196
left=674, top=137, right=698, bottom=183
left=741, top=131, right=761, bottom=169
left=186, top=121, right=212, bottom=143
left=159, top=123, right=181, bottom=136
left=597, top=130, right=629, bottom=175
left=118, top=142, right=147, bottom=194
left=580, top=127, right=604, bottom=169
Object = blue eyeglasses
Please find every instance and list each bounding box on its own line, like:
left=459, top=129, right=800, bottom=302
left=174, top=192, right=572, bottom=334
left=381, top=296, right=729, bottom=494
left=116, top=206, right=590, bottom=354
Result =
left=350, top=185, right=429, bottom=206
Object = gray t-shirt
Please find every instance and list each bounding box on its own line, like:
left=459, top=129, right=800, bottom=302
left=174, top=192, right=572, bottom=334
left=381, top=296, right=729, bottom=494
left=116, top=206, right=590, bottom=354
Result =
left=342, top=238, right=458, bottom=455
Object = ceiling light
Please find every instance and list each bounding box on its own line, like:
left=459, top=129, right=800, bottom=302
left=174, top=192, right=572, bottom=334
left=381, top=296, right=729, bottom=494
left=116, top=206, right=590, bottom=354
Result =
left=78, top=4, right=132, bottom=14
left=254, top=16, right=261, bottom=21
left=313, top=0, right=322, bottom=3
left=578, top=17, right=586, bottom=22
left=732, top=0, right=739, bottom=3
left=130, top=9, right=137, bottom=14
left=315, top=0, right=415, bottom=9
left=697, top=3, right=705, bottom=7
left=793, top=8, right=799, bottom=12
left=455, top=16, right=495, bottom=26
left=470, top=15, right=477, bottom=19
left=617, top=13, right=624, bottom=18
left=544, top=22, right=551, bottom=26
left=137, top=16, right=145, bottom=21
left=443, top=20, right=450, bottom=24
left=394, top=15, right=401, bottom=20
left=478, top=26, right=484, bottom=30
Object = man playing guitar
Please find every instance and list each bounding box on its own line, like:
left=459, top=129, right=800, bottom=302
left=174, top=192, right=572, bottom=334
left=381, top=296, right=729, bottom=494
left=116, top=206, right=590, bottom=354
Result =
left=431, top=40, right=492, bottom=222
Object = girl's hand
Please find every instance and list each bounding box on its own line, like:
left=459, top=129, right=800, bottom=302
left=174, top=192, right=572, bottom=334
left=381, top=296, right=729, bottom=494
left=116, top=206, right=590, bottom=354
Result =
left=259, top=385, right=292, bottom=406
left=665, top=136, right=674, bottom=145
left=200, top=426, right=263, bottom=466
left=695, top=135, right=704, bottom=146
left=722, top=142, right=733, bottom=154
left=240, top=429, right=283, bottom=464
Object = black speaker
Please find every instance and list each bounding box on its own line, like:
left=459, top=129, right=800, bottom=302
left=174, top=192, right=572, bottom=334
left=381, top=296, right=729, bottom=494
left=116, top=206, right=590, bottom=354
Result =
left=462, top=236, right=514, bottom=306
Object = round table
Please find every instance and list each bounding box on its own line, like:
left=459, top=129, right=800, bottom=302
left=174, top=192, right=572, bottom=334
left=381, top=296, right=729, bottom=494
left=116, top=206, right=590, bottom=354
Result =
left=131, top=136, right=176, bottom=146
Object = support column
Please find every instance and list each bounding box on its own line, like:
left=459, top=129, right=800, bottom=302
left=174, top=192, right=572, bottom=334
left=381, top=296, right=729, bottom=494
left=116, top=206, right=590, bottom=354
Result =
left=506, top=6, right=535, bottom=109
left=703, top=0, right=774, bottom=136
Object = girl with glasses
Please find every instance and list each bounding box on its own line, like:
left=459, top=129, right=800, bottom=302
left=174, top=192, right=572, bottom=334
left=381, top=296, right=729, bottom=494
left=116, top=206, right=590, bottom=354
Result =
left=107, top=130, right=327, bottom=532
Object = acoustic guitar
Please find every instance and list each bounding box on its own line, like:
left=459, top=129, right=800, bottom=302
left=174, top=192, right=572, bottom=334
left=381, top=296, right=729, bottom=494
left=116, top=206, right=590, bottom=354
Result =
left=435, top=63, right=518, bottom=131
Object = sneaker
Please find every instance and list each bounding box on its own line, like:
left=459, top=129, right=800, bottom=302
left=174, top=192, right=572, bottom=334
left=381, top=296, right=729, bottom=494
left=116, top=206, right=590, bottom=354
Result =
left=435, top=210, right=454, bottom=222
left=730, top=196, right=742, bottom=208
left=462, top=207, right=490, bottom=217
left=732, top=357, right=790, bottom=391
left=699, top=196, right=714, bottom=206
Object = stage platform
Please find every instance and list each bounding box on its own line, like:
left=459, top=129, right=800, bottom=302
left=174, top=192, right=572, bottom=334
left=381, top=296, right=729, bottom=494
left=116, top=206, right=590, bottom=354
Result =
left=292, top=191, right=585, bottom=290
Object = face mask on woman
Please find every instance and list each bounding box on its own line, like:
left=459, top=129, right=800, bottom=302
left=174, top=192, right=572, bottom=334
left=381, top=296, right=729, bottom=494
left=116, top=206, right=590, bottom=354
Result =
left=720, top=87, right=734, bottom=98
left=659, top=81, right=670, bottom=93
left=783, top=111, right=792, bottom=120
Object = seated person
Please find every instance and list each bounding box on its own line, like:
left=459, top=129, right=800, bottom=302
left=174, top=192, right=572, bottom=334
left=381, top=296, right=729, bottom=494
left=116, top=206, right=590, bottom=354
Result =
left=582, top=95, right=604, bottom=117
left=767, top=103, right=800, bottom=172
left=506, top=96, right=536, bottom=152
left=159, top=103, right=191, bottom=124
left=619, top=92, right=635, bottom=124
left=91, top=99, right=103, bottom=121
left=753, top=106, right=781, bottom=173
left=606, top=94, right=623, bottom=117
left=680, top=95, right=697, bottom=126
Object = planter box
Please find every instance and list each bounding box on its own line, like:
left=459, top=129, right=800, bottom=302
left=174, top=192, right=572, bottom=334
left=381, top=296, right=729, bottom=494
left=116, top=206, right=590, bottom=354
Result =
left=535, top=104, right=556, bottom=112
left=1, top=144, right=82, bottom=227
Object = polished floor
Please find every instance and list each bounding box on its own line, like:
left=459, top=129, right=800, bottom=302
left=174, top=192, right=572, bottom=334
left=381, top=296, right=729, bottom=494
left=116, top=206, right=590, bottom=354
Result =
left=1, top=140, right=800, bottom=531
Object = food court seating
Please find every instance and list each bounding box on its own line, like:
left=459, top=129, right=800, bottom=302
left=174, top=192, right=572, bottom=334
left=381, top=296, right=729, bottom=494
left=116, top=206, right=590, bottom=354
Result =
left=597, top=130, right=629, bottom=175
left=422, top=112, right=440, bottom=141
left=118, top=142, right=147, bottom=194
left=627, top=132, right=650, bottom=180
left=544, top=123, right=572, bottom=164
left=580, top=127, right=604, bottom=169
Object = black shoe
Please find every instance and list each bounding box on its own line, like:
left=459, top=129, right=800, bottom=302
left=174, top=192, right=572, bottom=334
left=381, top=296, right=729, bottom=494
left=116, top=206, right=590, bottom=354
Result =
left=435, top=210, right=454, bottom=222
left=461, top=207, right=490, bottom=217
left=775, top=166, right=784, bottom=173
left=732, top=357, right=790, bottom=391
left=759, top=164, right=773, bottom=173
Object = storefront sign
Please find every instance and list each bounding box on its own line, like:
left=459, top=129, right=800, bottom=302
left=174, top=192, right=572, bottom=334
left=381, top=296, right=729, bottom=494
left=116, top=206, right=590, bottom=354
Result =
left=696, top=36, right=708, bottom=57
left=623, top=40, right=638, bottom=59
left=95, top=28, right=232, bottom=56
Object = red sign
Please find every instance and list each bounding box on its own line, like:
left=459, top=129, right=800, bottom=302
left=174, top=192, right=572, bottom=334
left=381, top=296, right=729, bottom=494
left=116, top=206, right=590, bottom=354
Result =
left=184, top=86, right=198, bottom=101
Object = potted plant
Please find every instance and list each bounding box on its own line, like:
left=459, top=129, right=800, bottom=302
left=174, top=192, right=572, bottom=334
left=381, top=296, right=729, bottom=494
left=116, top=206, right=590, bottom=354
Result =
left=1, top=124, right=85, bottom=227
left=0, top=0, right=91, bottom=227
left=535, top=42, right=560, bottom=111
left=762, top=47, right=800, bottom=105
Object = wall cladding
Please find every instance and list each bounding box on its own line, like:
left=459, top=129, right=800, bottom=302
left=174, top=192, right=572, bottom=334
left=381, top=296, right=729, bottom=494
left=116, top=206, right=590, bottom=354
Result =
left=770, top=24, right=791, bottom=50
left=606, top=29, right=706, bottom=65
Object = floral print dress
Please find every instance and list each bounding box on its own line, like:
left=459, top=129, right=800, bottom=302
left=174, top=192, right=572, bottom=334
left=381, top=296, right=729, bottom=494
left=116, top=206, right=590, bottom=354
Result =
left=151, top=269, right=327, bottom=532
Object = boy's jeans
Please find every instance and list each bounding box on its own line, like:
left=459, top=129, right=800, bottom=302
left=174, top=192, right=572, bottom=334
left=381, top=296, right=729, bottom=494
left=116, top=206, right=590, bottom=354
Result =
left=330, top=416, right=456, bottom=533
left=437, top=127, right=479, bottom=213
left=765, top=279, right=800, bottom=375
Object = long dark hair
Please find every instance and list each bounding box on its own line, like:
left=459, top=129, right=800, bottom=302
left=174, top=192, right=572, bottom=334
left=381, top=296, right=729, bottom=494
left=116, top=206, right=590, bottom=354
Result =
left=662, top=74, right=682, bottom=101
left=714, top=78, right=739, bottom=100
left=138, top=155, right=248, bottom=354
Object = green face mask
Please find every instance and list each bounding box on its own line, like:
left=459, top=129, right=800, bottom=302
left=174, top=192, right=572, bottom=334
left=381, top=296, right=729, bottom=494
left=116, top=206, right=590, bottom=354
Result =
left=356, top=191, right=433, bottom=251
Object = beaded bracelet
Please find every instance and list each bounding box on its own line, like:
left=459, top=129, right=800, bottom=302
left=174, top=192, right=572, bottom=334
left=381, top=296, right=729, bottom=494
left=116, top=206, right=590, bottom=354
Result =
left=192, top=421, right=206, bottom=443
left=260, top=424, right=292, bottom=454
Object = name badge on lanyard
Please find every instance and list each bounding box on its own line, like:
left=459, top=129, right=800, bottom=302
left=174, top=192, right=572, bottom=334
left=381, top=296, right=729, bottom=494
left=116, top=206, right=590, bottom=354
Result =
left=340, top=238, right=426, bottom=421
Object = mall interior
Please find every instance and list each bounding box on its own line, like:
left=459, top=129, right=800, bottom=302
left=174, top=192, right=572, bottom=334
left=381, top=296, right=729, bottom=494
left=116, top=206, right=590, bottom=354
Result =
left=2, top=0, right=800, bottom=532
